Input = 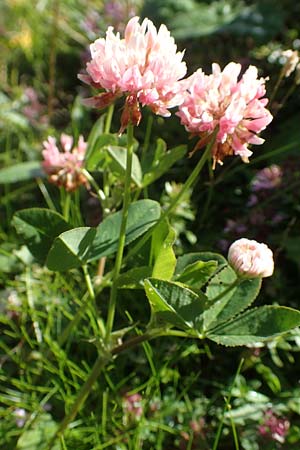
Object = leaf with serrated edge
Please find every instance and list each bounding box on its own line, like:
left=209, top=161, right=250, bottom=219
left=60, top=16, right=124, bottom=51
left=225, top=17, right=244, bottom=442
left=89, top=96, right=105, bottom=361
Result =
left=207, top=277, right=262, bottom=330
left=207, top=306, right=300, bottom=346
left=174, top=260, right=218, bottom=289
left=145, top=278, right=205, bottom=332
left=203, top=265, right=237, bottom=330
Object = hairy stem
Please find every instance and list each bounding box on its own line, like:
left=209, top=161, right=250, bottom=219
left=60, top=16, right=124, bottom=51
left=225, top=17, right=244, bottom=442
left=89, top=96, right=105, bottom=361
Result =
left=105, top=123, right=134, bottom=340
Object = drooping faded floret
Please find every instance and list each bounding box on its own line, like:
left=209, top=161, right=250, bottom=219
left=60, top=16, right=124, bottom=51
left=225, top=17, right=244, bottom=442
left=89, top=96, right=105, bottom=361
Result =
left=177, top=62, right=273, bottom=167
left=79, top=16, right=187, bottom=131
left=42, top=134, right=88, bottom=192
left=228, top=238, right=274, bottom=279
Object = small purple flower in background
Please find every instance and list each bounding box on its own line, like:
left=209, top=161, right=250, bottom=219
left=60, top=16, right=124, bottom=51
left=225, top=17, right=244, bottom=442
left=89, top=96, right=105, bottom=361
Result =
left=258, top=409, right=290, bottom=443
left=22, top=87, right=48, bottom=126
left=224, top=219, right=247, bottom=235
left=180, top=418, right=207, bottom=450
left=122, top=392, right=143, bottom=424
left=104, top=0, right=137, bottom=32
left=13, top=408, right=27, bottom=428
left=42, top=134, right=88, bottom=192
left=80, top=10, right=101, bottom=39
left=251, top=164, right=282, bottom=192
left=217, top=238, right=230, bottom=252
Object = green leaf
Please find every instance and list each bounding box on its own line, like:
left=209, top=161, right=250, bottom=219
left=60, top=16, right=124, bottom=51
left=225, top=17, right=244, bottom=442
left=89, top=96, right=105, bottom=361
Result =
left=175, top=252, right=227, bottom=275
left=85, top=114, right=106, bottom=161
left=203, top=265, right=238, bottom=330
left=46, top=227, right=96, bottom=270
left=12, top=208, right=71, bottom=264
left=107, top=145, right=142, bottom=187
left=85, top=133, right=118, bottom=170
left=47, top=200, right=161, bottom=271
left=152, top=221, right=176, bottom=280
left=16, top=413, right=60, bottom=450
left=0, top=244, right=23, bottom=273
left=145, top=278, right=205, bottom=332
left=0, top=161, right=43, bottom=184
left=256, top=363, right=281, bottom=393
left=142, top=144, right=187, bottom=187
left=116, top=266, right=152, bottom=289
left=174, top=259, right=218, bottom=289
left=210, top=277, right=262, bottom=326
left=207, top=306, right=300, bottom=346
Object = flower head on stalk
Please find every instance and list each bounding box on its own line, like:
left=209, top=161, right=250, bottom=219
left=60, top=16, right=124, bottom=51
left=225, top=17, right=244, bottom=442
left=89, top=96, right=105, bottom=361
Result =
left=177, top=62, right=273, bottom=168
left=42, top=134, right=88, bottom=192
left=79, top=16, right=187, bottom=133
left=228, top=238, right=274, bottom=279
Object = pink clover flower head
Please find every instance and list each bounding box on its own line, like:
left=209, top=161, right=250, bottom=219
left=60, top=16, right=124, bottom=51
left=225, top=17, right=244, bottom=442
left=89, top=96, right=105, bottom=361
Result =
left=122, top=392, right=143, bottom=422
left=228, top=238, right=274, bottom=278
left=258, top=409, right=290, bottom=443
left=177, top=62, right=273, bottom=167
left=79, top=16, right=187, bottom=132
left=251, top=164, right=282, bottom=192
left=42, top=134, right=88, bottom=192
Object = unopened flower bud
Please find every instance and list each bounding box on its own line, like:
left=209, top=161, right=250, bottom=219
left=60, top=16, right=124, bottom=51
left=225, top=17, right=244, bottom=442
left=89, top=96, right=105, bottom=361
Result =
left=228, top=238, right=274, bottom=278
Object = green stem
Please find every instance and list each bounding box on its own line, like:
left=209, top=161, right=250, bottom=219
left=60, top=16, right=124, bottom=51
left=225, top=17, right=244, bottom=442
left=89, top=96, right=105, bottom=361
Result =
left=82, top=265, right=95, bottom=301
left=48, top=327, right=188, bottom=447
left=47, top=353, right=110, bottom=449
left=199, top=158, right=214, bottom=227
left=277, top=82, right=296, bottom=113
left=212, top=359, right=244, bottom=450
left=269, top=69, right=284, bottom=107
left=105, top=123, right=134, bottom=340
left=104, top=104, right=114, bottom=134
left=61, top=190, right=71, bottom=222
left=141, top=115, right=153, bottom=163
left=57, top=293, right=89, bottom=347
left=81, top=168, right=106, bottom=203
left=36, top=178, right=57, bottom=211
left=82, top=265, right=103, bottom=337
left=124, top=130, right=218, bottom=263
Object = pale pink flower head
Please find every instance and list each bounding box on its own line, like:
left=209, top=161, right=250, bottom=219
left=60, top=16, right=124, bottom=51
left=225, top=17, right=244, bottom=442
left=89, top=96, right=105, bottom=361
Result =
left=228, top=238, right=274, bottom=278
left=42, top=134, right=88, bottom=192
left=251, top=164, right=282, bottom=192
left=79, top=16, right=187, bottom=132
left=177, top=62, right=273, bottom=167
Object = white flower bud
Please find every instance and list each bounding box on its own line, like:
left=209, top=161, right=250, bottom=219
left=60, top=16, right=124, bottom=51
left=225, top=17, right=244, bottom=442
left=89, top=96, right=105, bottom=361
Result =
left=228, top=238, right=274, bottom=278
